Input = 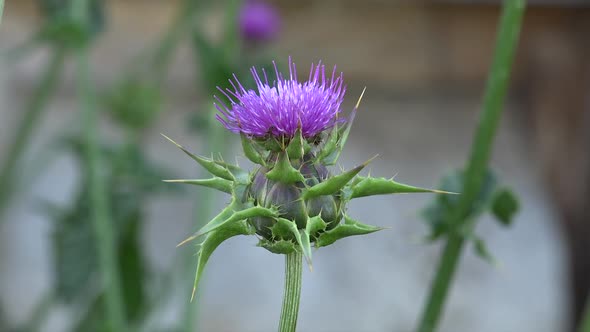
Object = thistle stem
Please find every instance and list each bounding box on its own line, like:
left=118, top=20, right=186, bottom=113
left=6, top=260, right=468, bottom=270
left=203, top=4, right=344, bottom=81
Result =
left=72, top=0, right=127, bottom=330
left=278, top=251, right=303, bottom=332
left=581, top=296, right=590, bottom=332
left=0, top=47, right=66, bottom=219
left=416, top=1, right=525, bottom=332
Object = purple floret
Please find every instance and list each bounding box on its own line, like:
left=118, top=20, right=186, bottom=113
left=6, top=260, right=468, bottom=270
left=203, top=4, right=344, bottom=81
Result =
left=215, top=58, right=346, bottom=139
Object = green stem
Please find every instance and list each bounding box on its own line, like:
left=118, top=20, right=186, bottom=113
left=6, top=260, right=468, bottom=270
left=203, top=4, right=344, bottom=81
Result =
left=72, top=0, right=127, bottom=330
left=0, top=0, right=4, bottom=25
left=416, top=1, right=525, bottom=332
left=278, top=251, right=303, bottom=332
left=581, top=296, right=590, bottom=332
left=0, top=47, right=66, bottom=218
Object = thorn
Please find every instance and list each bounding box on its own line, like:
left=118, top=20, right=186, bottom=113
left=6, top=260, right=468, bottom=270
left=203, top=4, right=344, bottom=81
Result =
left=355, top=87, right=367, bottom=109
left=363, top=154, right=379, bottom=166
left=177, top=235, right=197, bottom=247
left=190, top=287, right=197, bottom=302
left=161, top=133, right=182, bottom=147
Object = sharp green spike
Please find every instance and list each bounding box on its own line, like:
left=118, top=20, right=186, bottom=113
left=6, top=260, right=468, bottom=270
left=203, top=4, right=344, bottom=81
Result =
left=315, top=214, right=384, bottom=248
left=349, top=176, right=456, bottom=199
left=265, top=151, right=305, bottom=184
left=286, top=127, right=304, bottom=160
left=163, top=177, right=233, bottom=194
left=241, top=133, right=266, bottom=166
left=161, top=134, right=234, bottom=181
left=302, top=155, right=377, bottom=200
left=276, top=218, right=313, bottom=269
left=190, top=221, right=254, bottom=301
left=196, top=205, right=278, bottom=238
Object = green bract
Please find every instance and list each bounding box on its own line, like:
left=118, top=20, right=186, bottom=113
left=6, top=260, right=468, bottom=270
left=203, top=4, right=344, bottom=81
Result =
left=164, top=94, right=451, bottom=300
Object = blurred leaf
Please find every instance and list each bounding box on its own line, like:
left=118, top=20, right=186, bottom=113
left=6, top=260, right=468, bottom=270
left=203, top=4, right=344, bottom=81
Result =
left=36, top=0, right=105, bottom=48
left=422, top=169, right=497, bottom=240
left=192, top=32, right=236, bottom=95
left=103, top=78, right=161, bottom=130
left=490, top=188, right=519, bottom=226
left=472, top=235, right=495, bottom=264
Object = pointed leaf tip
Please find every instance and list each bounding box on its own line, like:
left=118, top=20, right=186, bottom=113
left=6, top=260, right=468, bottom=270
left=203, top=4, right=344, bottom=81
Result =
left=303, top=155, right=376, bottom=199
left=162, top=134, right=235, bottom=181
left=350, top=176, right=451, bottom=199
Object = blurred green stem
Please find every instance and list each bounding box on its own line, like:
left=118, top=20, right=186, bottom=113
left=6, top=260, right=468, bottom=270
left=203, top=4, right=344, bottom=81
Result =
left=182, top=107, right=226, bottom=332
left=0, top=47, right=66, bottom=219
left=152, top=0, right=203, bottom=82
left=278, top=251, right=303, bottom=332
left=0, top=0, right=4, bottom=25
left=581, top=296, right=590, bottom=332
left=71, top=0, right=127, bottom=330
left=416, top=1, right=525, bottom=332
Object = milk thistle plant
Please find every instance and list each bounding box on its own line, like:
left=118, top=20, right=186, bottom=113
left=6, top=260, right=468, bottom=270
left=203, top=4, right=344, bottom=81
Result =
left=165, top=58, right=448, bottom=331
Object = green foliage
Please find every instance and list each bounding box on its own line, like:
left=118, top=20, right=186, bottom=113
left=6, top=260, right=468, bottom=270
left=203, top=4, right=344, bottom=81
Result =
left=422, top=169, right=519, bottom=261
left=491, top=188, right=519, bottom=226
left=36, top=0, right=105, bottom=49
left=315, top=215, right=383, bottom=248
left=47, top=138, right=173, bottom=326
left=103, top=78, right=161, bottom=130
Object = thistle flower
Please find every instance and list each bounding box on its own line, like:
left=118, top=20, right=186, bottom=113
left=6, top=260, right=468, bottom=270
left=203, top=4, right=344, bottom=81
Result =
left=238, top=0, right=281, bottom=42
left=164, top=58, right=450, bottom=302
left=214, top=58, right=345, bottom=139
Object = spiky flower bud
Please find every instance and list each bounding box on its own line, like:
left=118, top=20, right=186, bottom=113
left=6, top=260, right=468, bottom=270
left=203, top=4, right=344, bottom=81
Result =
left=164, top=57, right=451, bottom=298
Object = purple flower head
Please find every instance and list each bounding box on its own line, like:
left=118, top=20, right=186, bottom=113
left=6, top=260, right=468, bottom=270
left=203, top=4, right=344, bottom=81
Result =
left=215, top=58, right=346, bottom=140
left=239, top=0, right=281, bottom=42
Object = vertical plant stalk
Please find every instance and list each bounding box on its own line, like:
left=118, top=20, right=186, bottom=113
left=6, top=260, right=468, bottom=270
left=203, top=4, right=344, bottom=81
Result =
left=581, top=297, right=590, bottom=332
left=0, top=0, right=4, bottom=25
left=278, top=251, right=303, bottom=332
left=0, top=47, right=66, bottom=218
left=71, top=0, right=127, bottom=330
left=182, top=108, right=226, bottom=331
left=416, top=1, right=526, bottom=332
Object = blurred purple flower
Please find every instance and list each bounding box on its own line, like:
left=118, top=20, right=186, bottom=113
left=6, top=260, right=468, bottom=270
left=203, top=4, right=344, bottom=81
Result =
left=239, top=0, right=281, bottom=42
left=215, top=58, right=346, bottom=139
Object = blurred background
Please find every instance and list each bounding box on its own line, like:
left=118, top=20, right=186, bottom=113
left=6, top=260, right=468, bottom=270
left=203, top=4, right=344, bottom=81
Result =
left=0, top=0, right=588, bottom=331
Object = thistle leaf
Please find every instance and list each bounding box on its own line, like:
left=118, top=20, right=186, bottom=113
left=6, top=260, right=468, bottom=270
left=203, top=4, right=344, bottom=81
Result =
left=163, top=178, right=232, bottom=194
left=241, top=133, right=266, bottom=166
left=213, top=159, right=250, bottom=184
left=306, top=215, right=327, bottom=238
left=177, top=202, right=237, bottom=247
left=302, top=155, right=377, bottom=199
left=276, top=218, right=312, bottom=269
left=490, top=188, right=519, bottom=226
left=315, top=214, right=384, bottom=248
left=195, top=205, right=278, bottom=238
left=161, top=134, right=234, bottom=181
left=350, top=176, right=454, bottom=199
left=265, top=151, right=305, bottom=184
left=286, top=127, right=304, bottom=160
left=258, top=239, right=298, bottom=254
left=191, top=220, right=254, bottom=301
